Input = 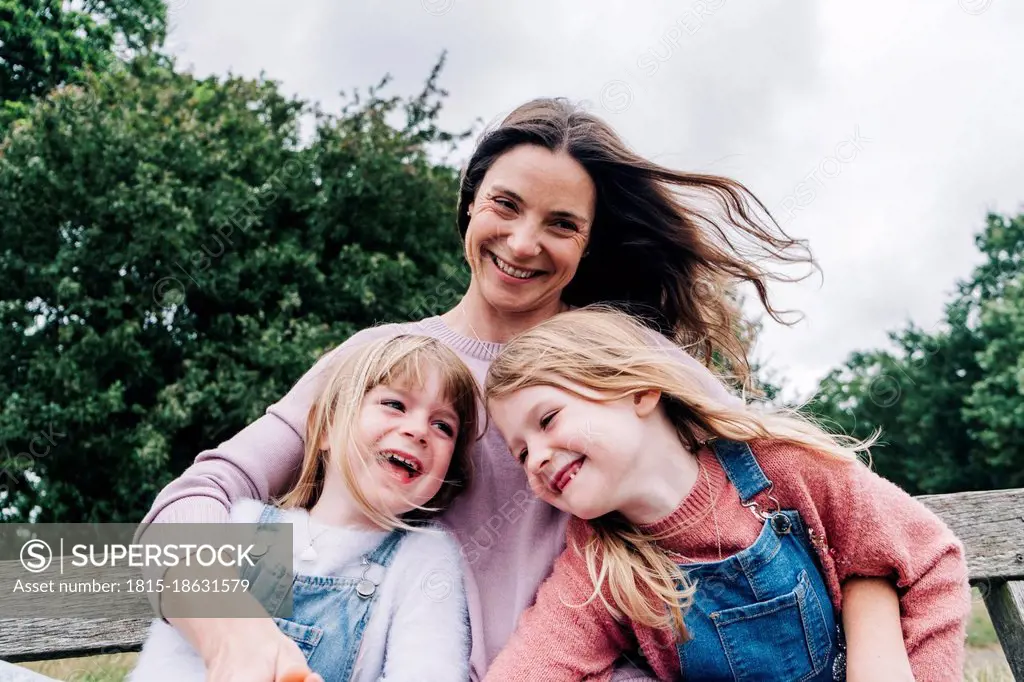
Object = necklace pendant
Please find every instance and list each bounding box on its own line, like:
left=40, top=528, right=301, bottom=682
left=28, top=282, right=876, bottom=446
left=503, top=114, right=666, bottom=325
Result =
left=299, top=545, right=318, bottom=562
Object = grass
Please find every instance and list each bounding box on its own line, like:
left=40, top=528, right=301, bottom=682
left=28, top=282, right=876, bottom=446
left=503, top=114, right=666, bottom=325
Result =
left=965, top=662, right=1014, bottom=682
left=10, top=596, right=1014, bottom=681
left=967, top=589, right=1001, bottom=648
left=19, top=653, right=136, bottom=681
left=963, top=588, right=1012, bottom=681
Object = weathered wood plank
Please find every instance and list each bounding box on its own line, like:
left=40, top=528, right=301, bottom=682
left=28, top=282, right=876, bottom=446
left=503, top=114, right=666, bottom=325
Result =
left=984, top=580, right=1024, bottom=681
left=917, top=488, right=1024, bottom=581
left=0, top=618, right=147, bottom=663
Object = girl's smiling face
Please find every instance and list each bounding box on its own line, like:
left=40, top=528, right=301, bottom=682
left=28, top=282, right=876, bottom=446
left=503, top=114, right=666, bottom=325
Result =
left=346, top=368, right=460, bottom=516
left=490, top=381, right=657, bottom=520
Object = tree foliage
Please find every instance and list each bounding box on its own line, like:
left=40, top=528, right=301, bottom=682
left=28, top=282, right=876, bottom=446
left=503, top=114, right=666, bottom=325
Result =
left=0, top=52, right=472, bottom=521
left=0, top=0, right=167, bottom=136
left=806, top=213, right=1024, bottom=494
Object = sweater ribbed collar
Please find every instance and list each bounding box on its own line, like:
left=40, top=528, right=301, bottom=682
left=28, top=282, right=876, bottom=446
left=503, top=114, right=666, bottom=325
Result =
left=417, top=316, right=505, bottom=361
left=637, top=447, right=729, bottom=541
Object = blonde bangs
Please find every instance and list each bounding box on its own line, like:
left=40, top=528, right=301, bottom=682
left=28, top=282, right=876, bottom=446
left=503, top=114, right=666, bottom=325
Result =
left=375, top=343, right=478, bottom=423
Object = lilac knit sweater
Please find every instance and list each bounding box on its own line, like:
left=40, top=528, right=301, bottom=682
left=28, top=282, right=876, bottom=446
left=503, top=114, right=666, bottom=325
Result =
left=141, top=315, right=734, bottom=679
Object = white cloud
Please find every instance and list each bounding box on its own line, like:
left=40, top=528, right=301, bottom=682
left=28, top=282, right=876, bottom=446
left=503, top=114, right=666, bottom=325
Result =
left=169, top=0, right=1024, bottom=396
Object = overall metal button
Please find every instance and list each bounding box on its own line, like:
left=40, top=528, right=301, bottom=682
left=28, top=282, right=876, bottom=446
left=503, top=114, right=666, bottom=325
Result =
left=356, top=579, right=376, bottom=598
left=770, top=512, right=792, bottom=535
left=356, top=556, right=378, bottom=598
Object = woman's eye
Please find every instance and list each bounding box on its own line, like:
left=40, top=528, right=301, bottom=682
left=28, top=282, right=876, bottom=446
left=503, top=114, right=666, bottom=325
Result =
left=494, top=197, right=516, bottom=211
left=433, top=421, right=455, bottom=437
left=553, top=220, right=578, bottom=232
left=381, top=399, right=405, bottom=411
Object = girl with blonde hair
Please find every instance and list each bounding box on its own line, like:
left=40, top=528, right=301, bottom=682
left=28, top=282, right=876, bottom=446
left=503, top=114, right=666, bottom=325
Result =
left=131, top=334, right=480, bottom=682
left=484, top=307, right=970, bottom=681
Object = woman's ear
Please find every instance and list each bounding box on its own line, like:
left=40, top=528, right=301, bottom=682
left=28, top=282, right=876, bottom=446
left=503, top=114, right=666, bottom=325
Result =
left=633, top=390, right=662, bottom=418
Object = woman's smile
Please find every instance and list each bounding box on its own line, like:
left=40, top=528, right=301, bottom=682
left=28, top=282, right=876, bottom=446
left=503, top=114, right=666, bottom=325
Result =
left=488, top=250, right=546, bottom=281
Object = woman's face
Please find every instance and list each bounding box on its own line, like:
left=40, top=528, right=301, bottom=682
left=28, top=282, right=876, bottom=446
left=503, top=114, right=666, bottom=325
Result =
left=490, top=381, right=650, bottom=520
left=464, top=145, right=597, bottom=314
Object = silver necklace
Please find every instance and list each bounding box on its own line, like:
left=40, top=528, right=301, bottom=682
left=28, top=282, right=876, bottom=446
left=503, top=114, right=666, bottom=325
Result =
left=298, top=512, right=381, bottom=599
left=300, top=513, right=333, bottom=562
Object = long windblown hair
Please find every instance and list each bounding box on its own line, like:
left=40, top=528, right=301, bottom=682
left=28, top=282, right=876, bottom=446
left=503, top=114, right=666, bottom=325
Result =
left=485, top=306, right=872, bottom=638
left=277, top=334, right=481, bottom=531
left=459, top=97, right=815, bottom=388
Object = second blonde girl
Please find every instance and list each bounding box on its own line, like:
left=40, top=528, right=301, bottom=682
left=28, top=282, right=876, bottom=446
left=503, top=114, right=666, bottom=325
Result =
left=483, top=307, right=969, bottom=681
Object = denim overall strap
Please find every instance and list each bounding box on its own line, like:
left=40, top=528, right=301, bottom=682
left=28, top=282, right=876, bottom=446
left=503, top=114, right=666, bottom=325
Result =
left=674, top=440, right=843, bottom=681
left=710, top=439, right=771, bottom=503
left=365, top=528, right=406, bottom=568
left=251, top=509, right=410, bottom=682
left=258, top=502, right=282, bottom=524
left=324, top=528, right=407, bottom=681
left=241, top=503, right=293, bottom=617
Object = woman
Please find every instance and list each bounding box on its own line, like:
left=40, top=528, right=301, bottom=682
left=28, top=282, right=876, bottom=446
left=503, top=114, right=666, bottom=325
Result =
left=138, top=98, right=910, bottom=682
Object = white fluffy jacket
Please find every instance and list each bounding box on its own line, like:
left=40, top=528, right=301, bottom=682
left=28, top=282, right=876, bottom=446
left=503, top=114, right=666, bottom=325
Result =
left=129, top=499, right=470, bottom=682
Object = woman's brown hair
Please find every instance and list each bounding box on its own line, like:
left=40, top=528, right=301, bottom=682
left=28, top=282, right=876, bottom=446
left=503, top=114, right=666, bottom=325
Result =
left=458, top=97, right=813, bottom=387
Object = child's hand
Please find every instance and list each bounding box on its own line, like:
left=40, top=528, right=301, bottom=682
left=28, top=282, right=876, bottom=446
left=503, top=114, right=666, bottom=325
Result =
left=172, top=614, right=320, bottom=682
left=841, top=577, right=915, bottom=682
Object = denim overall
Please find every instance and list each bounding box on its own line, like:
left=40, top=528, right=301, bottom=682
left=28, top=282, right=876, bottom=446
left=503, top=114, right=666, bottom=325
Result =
left=674, top=440, right=844, bottom=681
left=243, top=504, right=406, bottom=682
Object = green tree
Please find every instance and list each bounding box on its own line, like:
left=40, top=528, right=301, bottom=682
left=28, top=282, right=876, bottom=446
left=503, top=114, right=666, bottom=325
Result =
left=961, top=213, right=1024, bottom=487
left=806, top=212, right=1024, bottom=494
left=0, top=54, right=471, bottom=522
left=806, top=314, right=984, bottom=494
left=0, top=0, right=167, bottom=136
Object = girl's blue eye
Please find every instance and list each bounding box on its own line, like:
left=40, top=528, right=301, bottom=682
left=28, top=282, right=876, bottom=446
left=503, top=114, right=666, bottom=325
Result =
left=382, top=399, right=405, bottom=411
left=433, top=421, right=455, bottom=437
left=517, top=448, right=528, bottom=465
left=540, top=411, right=556, bottom=429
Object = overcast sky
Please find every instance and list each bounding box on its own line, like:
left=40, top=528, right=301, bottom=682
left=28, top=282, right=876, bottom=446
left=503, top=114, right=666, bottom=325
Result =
left=166, top=0, right=1024, bottom=397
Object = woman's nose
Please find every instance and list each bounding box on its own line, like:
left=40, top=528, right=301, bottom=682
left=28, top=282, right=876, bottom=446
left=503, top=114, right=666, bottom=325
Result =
left=506, top=223, right=542, bottom=259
